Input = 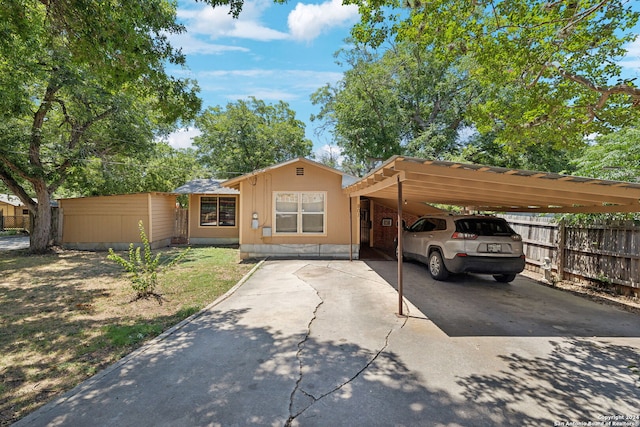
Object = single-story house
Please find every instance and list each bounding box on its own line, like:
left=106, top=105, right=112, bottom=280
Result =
left=55, top=156, right=640, bottom=262
left=57, top=192, right=177, bottom=250
left=173, top=178, right=240, bottom=246
left=222, top=157, right=360, bottom=259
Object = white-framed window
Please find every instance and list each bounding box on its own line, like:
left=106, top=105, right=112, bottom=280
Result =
left=274, top=192, right=326, bottom=234
left=200, top=196, right=237, bottom=227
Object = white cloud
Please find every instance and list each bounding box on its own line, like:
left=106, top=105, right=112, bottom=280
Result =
left=315, top=144, right=343, bottom=164
left=165, top=128, right=202, bottom=150
left=196, top=68, right=344, bottom=101
left=199, top=68, right=343, bottom=85
left=288, top=0, right=359, bottom=42
left=226, top=89, right=299, bottom=101
left=170, top=32, right=250, bottom=55
left=178, top=1, right=289, bottom=42
left=620, top=39, right=640, bottom=72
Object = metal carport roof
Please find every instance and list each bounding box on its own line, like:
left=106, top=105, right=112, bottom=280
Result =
left=343, top=156, right=640, bottom=316
left=344, top=156, right=640, bottom=214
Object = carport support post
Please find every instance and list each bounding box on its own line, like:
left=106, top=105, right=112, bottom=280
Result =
left=397, top=175, right=404, bottom=316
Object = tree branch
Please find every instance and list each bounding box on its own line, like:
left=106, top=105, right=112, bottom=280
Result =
left=0, top=161, right=37, bottom=212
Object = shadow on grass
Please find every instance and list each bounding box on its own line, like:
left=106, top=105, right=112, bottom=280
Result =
left=0, top=249, right=208, bottom=425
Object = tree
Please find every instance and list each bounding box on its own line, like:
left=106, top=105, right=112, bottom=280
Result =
left=453, top=131, right=581, bottom=173
left=194, top=98, right=313, bottom=177
left=571, top=126, right=640, bottom=182
left=59, top=143, right=207, bottom=197
left=311, top=40, right=481, bottom=173
left=0, top=0, right=218, bottom=252
left=348, top=0, right=640, bottom=150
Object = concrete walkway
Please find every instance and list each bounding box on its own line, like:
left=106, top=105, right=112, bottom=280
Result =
left=14, top=260, right=640, bottom=426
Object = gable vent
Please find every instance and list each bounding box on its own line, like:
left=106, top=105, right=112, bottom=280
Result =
left=296, top=167, right=305, bottom=176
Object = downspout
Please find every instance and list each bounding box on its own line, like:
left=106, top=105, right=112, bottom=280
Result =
left=397, top=175, right=404, bottom=316
left=349, top=196, right=353, bottom=261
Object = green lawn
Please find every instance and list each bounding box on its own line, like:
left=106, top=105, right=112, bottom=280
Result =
left=0, top=246, right=256, bottom=426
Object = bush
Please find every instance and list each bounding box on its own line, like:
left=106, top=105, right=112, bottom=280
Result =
left=108, top=221, right=190, bottom=300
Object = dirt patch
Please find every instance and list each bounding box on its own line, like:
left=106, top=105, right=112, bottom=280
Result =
left=0, top=246, right=255, bottom=425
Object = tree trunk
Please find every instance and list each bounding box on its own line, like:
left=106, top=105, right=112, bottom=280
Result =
left=30, top=183, right=52, bottom=254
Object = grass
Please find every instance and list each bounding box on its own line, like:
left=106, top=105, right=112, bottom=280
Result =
left=0, top=246, right=256, bottom=426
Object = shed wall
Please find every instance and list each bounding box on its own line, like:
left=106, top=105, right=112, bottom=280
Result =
left=60, top=193, right=176, bottom=250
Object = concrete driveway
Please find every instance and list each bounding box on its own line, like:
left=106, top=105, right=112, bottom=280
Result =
left=0, top=235, right=29, bottom=251
left=15, top=259, right=640, bottom=427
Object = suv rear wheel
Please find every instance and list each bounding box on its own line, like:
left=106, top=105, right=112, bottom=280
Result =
left=493, top=274, right=516, bottom=283
left=428, top=251, right=449, bottom=280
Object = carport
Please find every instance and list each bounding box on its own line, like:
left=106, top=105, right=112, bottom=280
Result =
left=344, top=156, right=640, bottom=315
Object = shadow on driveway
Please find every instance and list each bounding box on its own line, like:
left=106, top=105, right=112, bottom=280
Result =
left=365, top=259, right=640, bottom=338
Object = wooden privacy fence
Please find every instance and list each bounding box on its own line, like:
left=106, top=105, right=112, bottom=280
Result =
left=502, top=214, right=640, bottom=292
left=172, top=208, right=188, bottom=244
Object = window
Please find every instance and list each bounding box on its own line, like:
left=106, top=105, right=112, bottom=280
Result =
left=200, top=196, right=236, bottom=227
left=274, top=192, right=325, bottom=234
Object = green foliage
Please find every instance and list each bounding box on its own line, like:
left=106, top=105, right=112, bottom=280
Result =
left=0, top=0, right=208, bottom=252
left=559, top=126, right=640, bottom=224
left=103, top=323, right=164, bottom=347
left=346, top=0, right=640, bottom=150
left=311, top=40, right=479, bottom=174
left=107, top=221, right=191, bottom=300
left=58, top=143, right=207, bottom=197
left=194, top=97, right=313, bottom=177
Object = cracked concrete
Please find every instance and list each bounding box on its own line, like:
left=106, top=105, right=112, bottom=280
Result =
left=16, top=259, right=640, bottom=427
left=286, top=262, right=407, bottom=425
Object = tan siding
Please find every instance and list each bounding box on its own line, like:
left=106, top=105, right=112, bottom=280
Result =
left=0, top=203, right=20, bottom=216
left=59, top=193, right=175, bottom=246
left=150, top=194, right=177, bottom=241
left=238, top=162, right=354, bottom=246
left=61, top=194, right=149, bottom=216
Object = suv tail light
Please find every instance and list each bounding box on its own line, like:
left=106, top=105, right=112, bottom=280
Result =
left=452, top=232, right=478, bottom=240
left=511, top=234, right=522, bottom=241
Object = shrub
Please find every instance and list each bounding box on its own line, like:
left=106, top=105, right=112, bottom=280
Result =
left=108, top=221, right=190, bottom=300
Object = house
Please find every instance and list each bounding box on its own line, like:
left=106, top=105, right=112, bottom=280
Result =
left=0, top=194, right=28, bottom=217
left=223, top=158, right=360, bottom=260
left=57, top=193, right=177, bottom=250
left=173, top=178, right=240, bottom=246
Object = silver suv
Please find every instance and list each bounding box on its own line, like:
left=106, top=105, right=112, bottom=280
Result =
left=399, top=215, right=525, bottom=282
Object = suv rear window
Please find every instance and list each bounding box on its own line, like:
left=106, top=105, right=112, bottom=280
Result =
left=454, top=218, right=514, bottom=236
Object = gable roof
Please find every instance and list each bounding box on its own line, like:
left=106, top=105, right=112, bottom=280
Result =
left=223, top=157, right=359, bottom=189
left=173, top=179, right=239, bottom=195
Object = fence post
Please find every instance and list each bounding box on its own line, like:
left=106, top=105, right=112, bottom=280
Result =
left=557, top=219, right=566, bottom=281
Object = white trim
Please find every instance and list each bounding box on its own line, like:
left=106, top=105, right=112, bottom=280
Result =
left=272, top=191, right=327, bottom=236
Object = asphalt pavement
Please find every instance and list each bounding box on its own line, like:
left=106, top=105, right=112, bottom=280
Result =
left=13, top=259, right=640, bottom=426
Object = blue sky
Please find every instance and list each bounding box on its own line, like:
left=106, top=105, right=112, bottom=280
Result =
left=166, top=0, right=640, bottom=156
left=166, top=0, right=359, bottom=155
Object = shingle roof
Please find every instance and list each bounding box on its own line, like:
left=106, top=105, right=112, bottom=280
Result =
left=173, top=179, right=239, bottom=195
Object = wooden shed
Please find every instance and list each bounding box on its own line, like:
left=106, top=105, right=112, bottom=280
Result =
left=58, top=193, right=177, bottom=250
